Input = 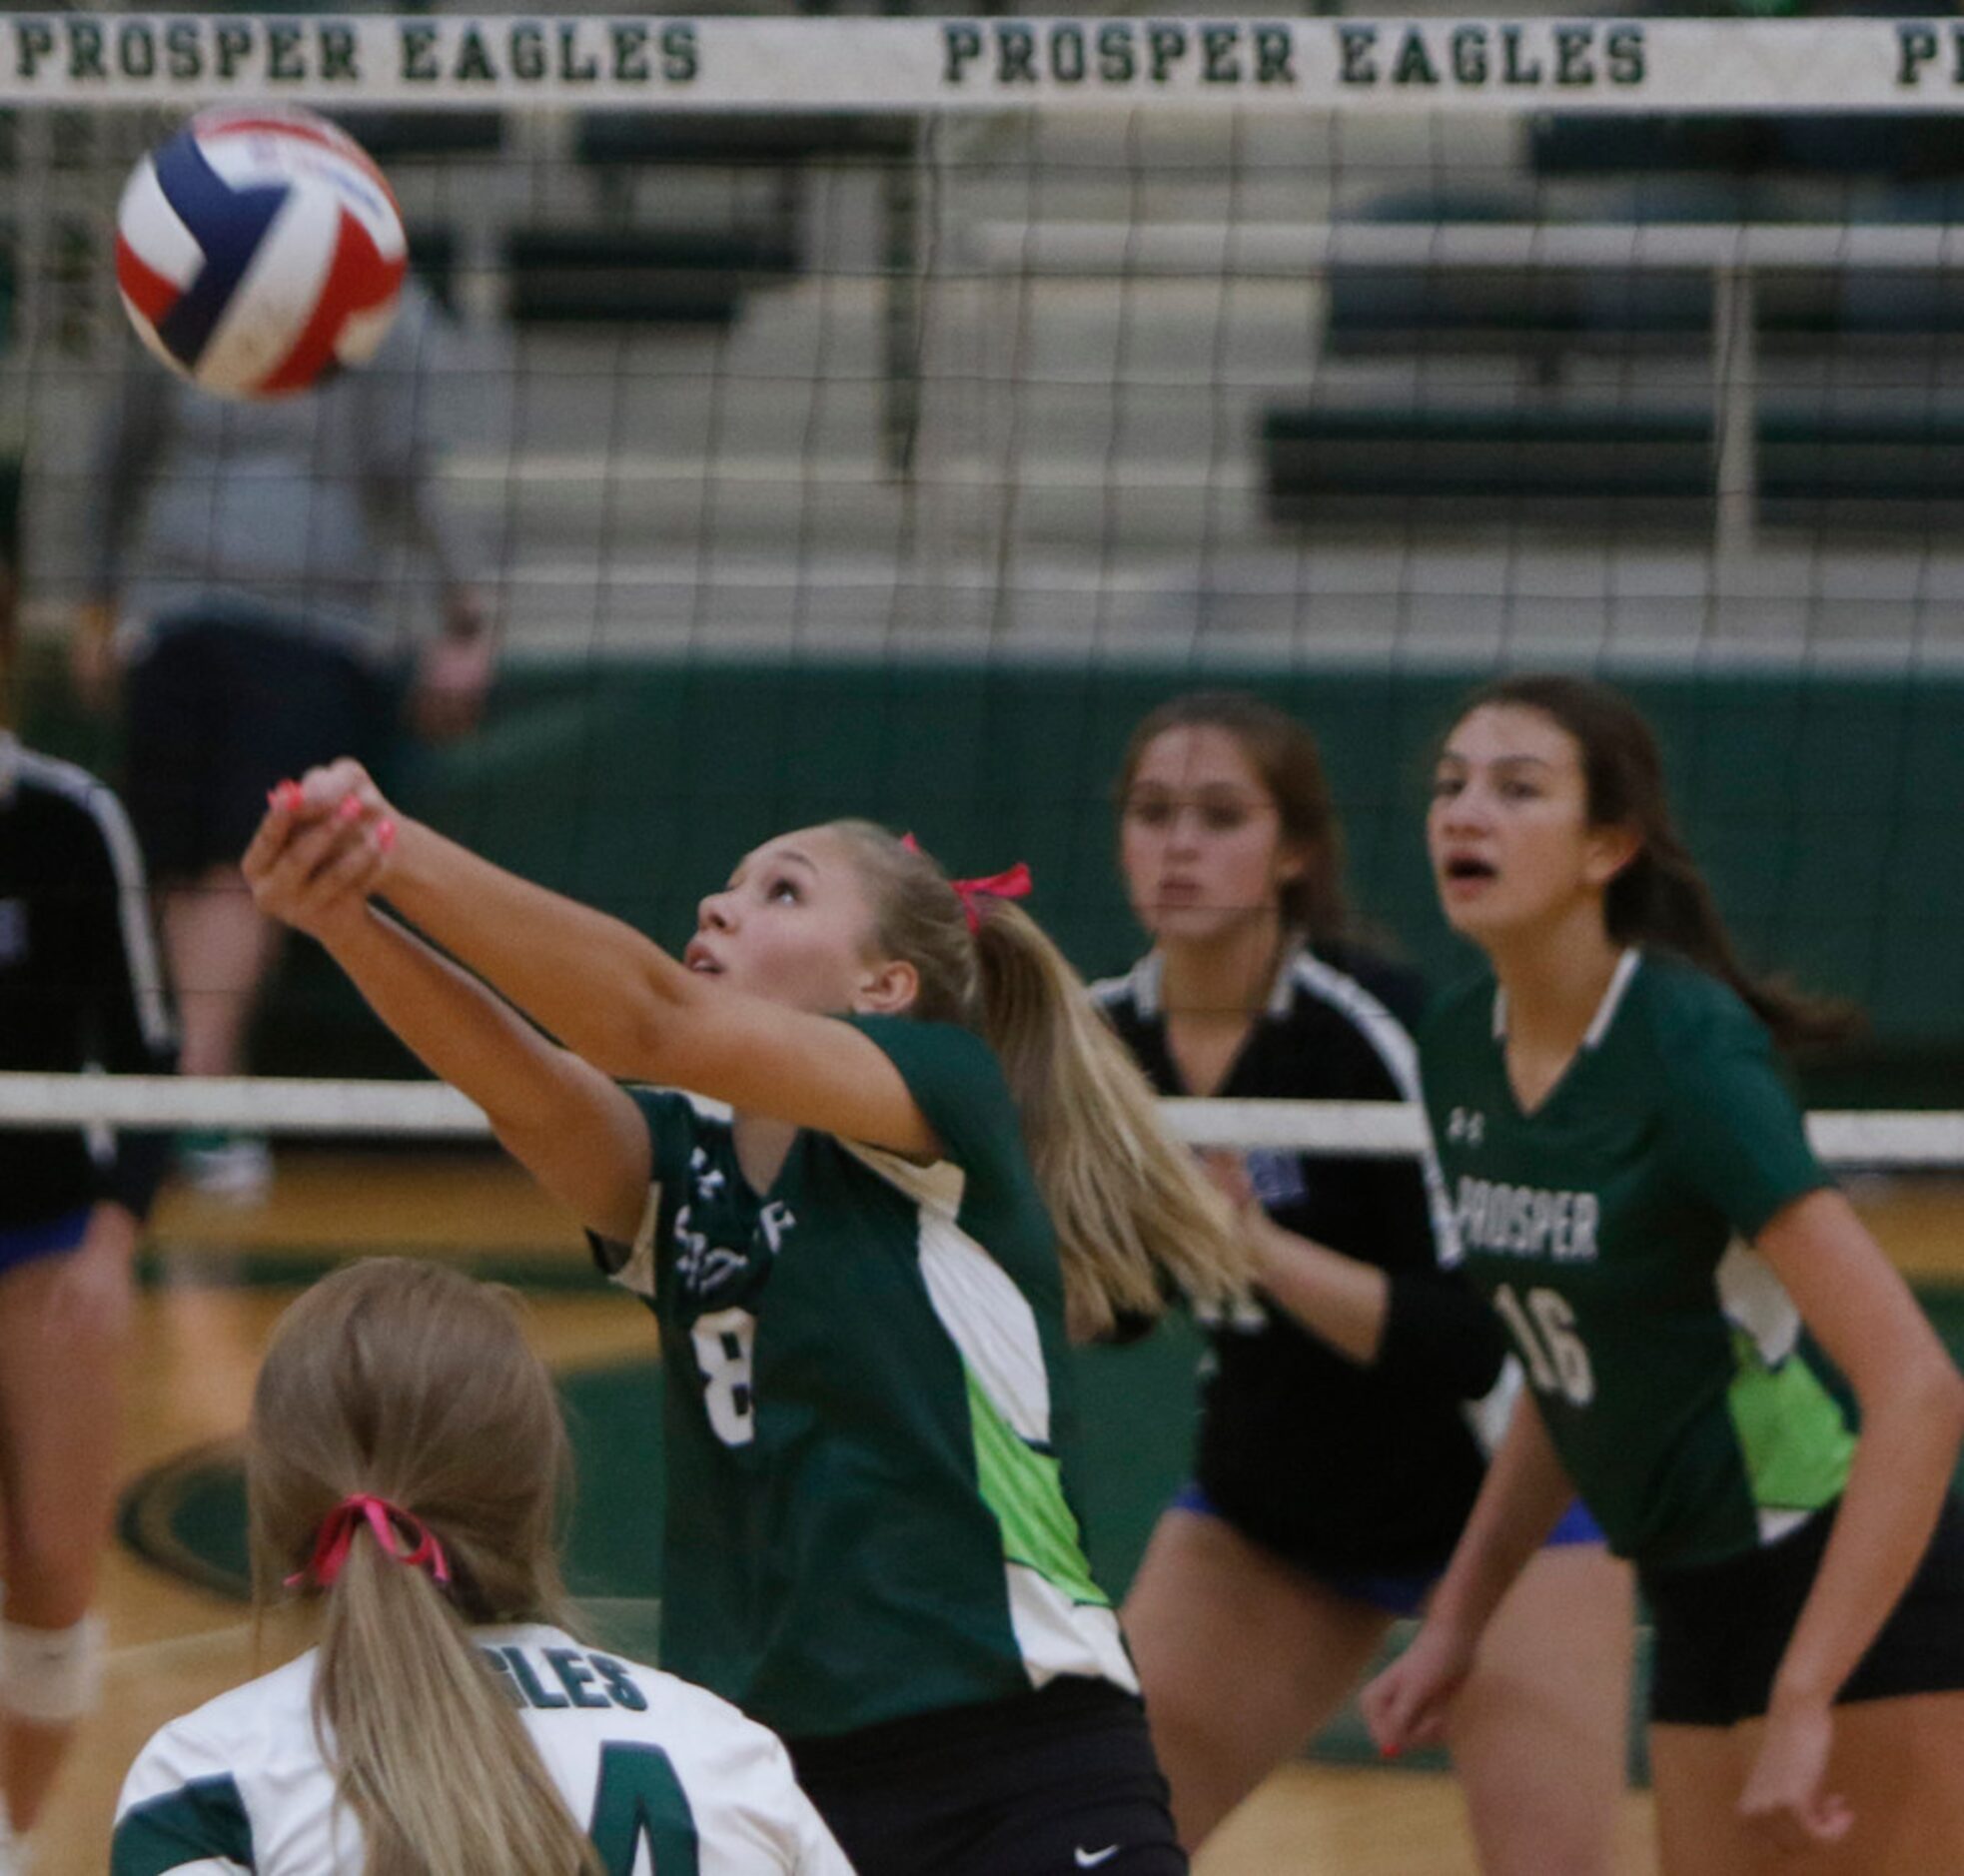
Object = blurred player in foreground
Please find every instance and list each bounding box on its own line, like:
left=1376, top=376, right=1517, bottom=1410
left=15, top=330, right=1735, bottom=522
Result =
left=113, top=1257, right=854, bottom=1875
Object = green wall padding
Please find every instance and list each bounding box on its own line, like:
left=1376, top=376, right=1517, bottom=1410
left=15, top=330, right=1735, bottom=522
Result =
left=24, top=648, right=1964, bottom=1095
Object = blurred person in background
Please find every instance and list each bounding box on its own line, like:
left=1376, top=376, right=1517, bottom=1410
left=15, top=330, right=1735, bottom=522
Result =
left=72, top=278, right=493, bottom=1200
left=114, top=1258, right=856, bottom=1875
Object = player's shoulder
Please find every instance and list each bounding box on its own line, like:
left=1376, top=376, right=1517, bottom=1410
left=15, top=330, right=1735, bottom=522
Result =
left=849, top=1011, right=999, bottom=1070
left=1290, top=938, right=1428, bottom=1031
left=121, top=1648, right=318, bottom=1797
left=842, top=1014, right=1016, bottom=1126
left=1088, top=954, right=1152, bottom=1015
left=1415, top=966, right=1493, bottom=1050
left=620, top=1081, right=733, bottom=1143
left=6, top=742, right=126, bottom=834
left=1626, top=950, right=1770, bottom=1058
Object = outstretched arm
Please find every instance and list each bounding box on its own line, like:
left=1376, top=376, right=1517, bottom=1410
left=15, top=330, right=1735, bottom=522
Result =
left=263, top=766, right=939, bottom=1160
left=244, top=802, right=650, bottom=1241
left=1740, top=1188, right=1964, bottom=1853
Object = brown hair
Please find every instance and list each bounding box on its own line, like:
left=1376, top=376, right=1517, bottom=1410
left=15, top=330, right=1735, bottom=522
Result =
left=1456, top=673, right=1856, bottom=1052
left=827, top=821, right=1255, bottom=1341
left=1114, top=690, right=1351, bottom=944
left=249, top=1259, right=603, bottom=1876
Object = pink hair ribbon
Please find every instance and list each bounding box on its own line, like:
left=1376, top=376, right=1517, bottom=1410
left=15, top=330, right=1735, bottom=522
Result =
left=287, top=1493, right=452, bottom=1592
left=900, top=833, right=1034, bottom=934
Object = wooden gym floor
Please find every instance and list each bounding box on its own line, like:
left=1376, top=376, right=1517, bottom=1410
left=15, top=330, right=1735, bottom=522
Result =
left=41, top=1157, right=1964, bottom=1871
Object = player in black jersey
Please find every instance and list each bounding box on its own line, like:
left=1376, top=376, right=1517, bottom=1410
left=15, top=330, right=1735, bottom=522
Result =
left=1093, top=693, right=1632, bottom=1871
left=0, top=688, right=174, bottom=1865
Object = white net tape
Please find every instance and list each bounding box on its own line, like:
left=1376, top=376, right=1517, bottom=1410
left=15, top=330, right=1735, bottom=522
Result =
left=0, top=1073, right=1958, bottom=1169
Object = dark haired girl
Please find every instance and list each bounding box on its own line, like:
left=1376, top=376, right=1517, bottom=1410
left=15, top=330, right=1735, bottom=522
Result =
left=1097, top=692, right=1633, bottom=1869
left=1366, top=674, right=1964, bottom=1873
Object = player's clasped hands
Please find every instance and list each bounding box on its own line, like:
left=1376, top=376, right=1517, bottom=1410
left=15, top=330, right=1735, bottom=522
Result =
left=242, top=759, right=398, bottom=940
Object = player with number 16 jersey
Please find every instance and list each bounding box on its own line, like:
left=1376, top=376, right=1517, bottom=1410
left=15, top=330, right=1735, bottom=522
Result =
left=1424, top=946, right=1851, bottom=1570
left=1366, top=676, right=1964, bottom=1876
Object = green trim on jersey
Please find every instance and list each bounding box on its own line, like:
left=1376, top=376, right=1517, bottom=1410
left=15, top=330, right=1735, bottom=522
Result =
left=1427, top=950, right=1850, bottom=1570
left=587, top=1742, right=701, bottom=1876
left=964, top=1366, right=1108, bottom=1607
left=112, top=1773, right=256, bottom=1874
left=1726, top=1328, right=1858, bottom=1516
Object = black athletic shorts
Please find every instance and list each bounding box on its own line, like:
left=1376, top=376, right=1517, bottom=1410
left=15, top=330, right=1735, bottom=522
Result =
left=124, top=616, right=399, bottom=881
left=1643, top=1493, right=1964, bottom=1728
left=790, top=1677, right=1187, bottom=1876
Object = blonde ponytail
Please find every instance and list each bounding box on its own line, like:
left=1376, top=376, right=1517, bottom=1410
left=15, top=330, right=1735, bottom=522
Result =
left=974, top=903, right=1256, bottom=1340
left=248, top=1259, right=604, bottom=1876
left=312, top=1532, right=603, bottom=1876
left=832, top=821, right=1255, bottom=1341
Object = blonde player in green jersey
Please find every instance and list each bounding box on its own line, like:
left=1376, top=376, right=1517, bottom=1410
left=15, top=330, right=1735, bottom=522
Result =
left=240, top=762, right=1257, bottom=1876
left=1364, top=674, right=1964, bottom=1874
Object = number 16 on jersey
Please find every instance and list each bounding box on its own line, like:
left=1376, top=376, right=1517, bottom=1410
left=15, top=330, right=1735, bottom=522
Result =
left=1492, top=1283, right=1595, bottom=1407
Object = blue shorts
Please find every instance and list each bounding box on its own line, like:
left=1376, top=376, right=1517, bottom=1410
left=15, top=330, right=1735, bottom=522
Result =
left=1172, top=1482, right=1606, bottom=1619
left=0, top=1208, right=91, bottom=1281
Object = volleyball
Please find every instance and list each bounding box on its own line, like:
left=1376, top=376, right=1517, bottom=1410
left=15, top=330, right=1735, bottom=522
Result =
left=114, top=106, right=406, bottom=400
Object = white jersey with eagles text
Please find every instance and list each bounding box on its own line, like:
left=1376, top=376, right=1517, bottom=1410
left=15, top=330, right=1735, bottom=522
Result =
left=112, top=1622, right=856, bottom=1876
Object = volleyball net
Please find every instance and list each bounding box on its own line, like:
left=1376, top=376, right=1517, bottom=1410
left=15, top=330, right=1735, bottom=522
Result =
left=6, top=16, right=1964, bottom=1164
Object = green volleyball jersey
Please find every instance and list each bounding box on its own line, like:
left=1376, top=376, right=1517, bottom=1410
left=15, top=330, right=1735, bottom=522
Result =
left=596, top=1014, right=1134, bottom=1742
left=1424, top=949, right=1852, bottom=1571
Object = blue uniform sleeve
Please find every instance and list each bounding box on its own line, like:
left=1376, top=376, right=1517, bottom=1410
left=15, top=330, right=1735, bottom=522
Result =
left=1664, top=1004, right=1831, bottom=1239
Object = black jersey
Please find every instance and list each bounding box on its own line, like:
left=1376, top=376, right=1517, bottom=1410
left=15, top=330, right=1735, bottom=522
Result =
left=0, top=735, right=176, bottom=1228
left=1093, top=937, right=1509, bottom=1576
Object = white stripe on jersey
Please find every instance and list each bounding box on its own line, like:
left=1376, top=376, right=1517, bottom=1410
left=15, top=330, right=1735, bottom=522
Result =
left=606, top=1181, right=666, bottom=1303
left=844, top=1141, right=1140, bottom=1698
left=851, top=1148, right=1053, bottom=1443
left=1281, top=950, right=1462, bottom=1271
left=112, top=1623, right=854, bottom=1876
left=15, top=743, right=175, bottom=1056
left=1276, top=951, right=1521, bottom=1448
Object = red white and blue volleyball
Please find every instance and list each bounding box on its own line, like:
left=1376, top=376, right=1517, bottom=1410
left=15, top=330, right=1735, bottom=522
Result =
left=114, top=106, right=406, bottom=400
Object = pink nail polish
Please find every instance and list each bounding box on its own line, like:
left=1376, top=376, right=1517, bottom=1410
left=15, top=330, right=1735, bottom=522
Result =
left=375, top=818, right=397, bottom=853
left=272, top=780, right=304, bottom=812
left=336, top=794, right=364, bottom=824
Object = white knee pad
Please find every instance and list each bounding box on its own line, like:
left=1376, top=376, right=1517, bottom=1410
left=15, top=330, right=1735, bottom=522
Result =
left=0, top=1614, right=106, bottom=1726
